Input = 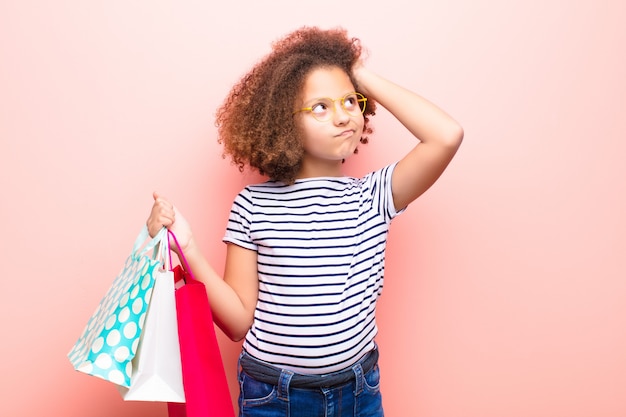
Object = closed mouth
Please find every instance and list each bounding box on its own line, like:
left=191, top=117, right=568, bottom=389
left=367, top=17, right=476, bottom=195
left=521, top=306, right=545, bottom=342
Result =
left=336, top=129, right=355, bottom=137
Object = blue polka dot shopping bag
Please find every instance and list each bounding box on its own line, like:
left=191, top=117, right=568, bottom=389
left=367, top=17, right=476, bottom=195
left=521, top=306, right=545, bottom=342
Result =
left=67, top=226, right=168, bottom=388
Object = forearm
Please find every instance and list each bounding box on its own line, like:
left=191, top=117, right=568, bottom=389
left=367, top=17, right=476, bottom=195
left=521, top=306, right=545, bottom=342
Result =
left=356, top=68, right=463, bottom=147
left=177, top=240, right=253, bottom=341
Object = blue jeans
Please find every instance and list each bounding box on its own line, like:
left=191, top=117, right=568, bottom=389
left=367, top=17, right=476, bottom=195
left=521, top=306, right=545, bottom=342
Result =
left=237, top=351, right=384, bottom=417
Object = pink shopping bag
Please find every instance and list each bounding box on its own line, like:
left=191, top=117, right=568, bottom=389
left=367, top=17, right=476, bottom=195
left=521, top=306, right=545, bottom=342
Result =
left=167, top=231, right=234, bottom=417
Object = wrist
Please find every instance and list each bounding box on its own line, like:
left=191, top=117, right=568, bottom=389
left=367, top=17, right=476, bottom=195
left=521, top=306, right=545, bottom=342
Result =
left=183, top=236, right=200, bottom=256
left=174, top=235, right=200, bottom=264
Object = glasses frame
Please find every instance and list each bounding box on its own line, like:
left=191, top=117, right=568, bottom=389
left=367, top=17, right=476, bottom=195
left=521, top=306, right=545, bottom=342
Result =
left=293, top=92, right=367, bottom=122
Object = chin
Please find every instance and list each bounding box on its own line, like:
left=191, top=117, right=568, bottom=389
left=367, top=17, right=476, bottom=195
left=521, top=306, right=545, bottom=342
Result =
left=338, top=152, right=356, bottom=162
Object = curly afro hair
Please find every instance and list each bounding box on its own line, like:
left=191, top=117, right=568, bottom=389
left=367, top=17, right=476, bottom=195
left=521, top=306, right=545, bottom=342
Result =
left=215, top=26, right=376, bottom=184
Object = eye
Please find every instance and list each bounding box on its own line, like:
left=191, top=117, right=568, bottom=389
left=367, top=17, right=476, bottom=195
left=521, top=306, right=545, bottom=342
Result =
left=342, top=94, right=359, bottom=110
left=311, top=102, right=329, bottom=115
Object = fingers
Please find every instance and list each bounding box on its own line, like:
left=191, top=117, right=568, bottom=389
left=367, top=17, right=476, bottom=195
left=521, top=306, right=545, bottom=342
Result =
left=147, top=192, right=175, bottom=237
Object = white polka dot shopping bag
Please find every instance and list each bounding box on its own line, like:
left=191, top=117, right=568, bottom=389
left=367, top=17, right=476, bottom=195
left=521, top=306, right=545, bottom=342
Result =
left=67, top=226, right=168, bottom=388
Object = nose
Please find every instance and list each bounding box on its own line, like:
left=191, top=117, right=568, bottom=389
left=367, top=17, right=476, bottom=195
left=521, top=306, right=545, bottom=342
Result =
left=332, top=100, right=350, bottom=124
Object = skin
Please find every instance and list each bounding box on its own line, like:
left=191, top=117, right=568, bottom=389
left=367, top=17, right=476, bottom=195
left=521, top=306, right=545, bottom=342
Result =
left=295, top=67, right=365, bottom=178
left=147, top=63, right=463, bottom=342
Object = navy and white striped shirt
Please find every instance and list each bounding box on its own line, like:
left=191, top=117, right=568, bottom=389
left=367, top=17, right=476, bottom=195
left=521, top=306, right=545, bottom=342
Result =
left=223, top=163, right=403, bottom=374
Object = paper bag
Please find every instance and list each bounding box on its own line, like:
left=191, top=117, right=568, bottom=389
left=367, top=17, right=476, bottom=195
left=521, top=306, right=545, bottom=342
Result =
left=68, top=227, right=167, bottom=387
left=167, top=231, right=234, bottom=417
left=119, top=263, right=185, bottom=402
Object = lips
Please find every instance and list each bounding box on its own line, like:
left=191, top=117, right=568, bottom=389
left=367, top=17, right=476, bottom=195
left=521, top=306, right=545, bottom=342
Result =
left=335, top=129, right=355, bottom=138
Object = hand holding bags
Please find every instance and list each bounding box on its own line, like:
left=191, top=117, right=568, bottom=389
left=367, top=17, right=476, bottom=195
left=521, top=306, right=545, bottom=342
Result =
left=68, top=226, right=233, bottom=413
left=68, top=226, right=168, bottom=388
left=167, top=231, right=235, bottom=417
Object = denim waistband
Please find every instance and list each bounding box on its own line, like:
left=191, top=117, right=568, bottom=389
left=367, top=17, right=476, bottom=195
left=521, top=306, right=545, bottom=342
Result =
left=239, top=348, right=379, bottom=389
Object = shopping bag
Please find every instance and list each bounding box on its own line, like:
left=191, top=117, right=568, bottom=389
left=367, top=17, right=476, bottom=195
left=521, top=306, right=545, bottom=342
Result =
left=118, top=236, right=185, bottom=402
left=167, top=231, right=235, bottom=417
left=67, top=226, right=167, bottom=388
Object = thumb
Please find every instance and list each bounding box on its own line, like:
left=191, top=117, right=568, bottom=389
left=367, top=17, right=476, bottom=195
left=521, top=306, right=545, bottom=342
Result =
left=153, top=191, right=160, bottom=201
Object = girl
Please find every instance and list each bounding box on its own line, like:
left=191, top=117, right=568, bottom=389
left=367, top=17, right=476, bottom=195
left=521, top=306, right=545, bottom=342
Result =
left=147, top=26, right=463, bottom=417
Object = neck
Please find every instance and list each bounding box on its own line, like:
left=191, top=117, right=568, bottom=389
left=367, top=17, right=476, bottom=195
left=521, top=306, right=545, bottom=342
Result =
left=296, top=159, right=344, bottom=179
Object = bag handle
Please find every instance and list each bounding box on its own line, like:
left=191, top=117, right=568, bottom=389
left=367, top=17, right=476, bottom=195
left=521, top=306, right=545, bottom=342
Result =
left=132, top=226, right=168, bottom=260
left=168, top=230, right=194, bottom=280
left=158, top=227, right=171, bottom=269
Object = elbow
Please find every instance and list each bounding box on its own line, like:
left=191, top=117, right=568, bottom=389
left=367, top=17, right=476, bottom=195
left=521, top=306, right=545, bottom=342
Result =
left=222, top=328, right=245, bottom=342
left=215, top=306, right=255, bottom=341
left=456, top=125, right=464, bottom=144
left=446, top=123, right=464, bottom=149
left=220, top=321, right=252, bottom=342
left=229, top=331, right=247, bottom=343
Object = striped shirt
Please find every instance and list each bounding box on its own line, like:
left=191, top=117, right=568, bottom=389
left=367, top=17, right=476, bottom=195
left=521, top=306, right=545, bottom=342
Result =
left=223, top=163, right=403, bottom=374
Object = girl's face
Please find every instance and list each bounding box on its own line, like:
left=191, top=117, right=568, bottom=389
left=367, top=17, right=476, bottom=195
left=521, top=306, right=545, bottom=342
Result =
left=294, top=66, right=365, bottom=177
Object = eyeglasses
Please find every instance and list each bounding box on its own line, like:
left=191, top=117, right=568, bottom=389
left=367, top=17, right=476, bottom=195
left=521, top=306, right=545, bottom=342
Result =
left=293, top=92, right=367, bottom=122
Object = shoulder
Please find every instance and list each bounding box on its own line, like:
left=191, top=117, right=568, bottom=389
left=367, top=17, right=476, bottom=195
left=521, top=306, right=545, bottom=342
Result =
left=360, top=162, right=399, bottom=186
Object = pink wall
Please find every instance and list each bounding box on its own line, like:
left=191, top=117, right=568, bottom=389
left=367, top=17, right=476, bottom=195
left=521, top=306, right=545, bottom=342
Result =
left=2, top=1, right=625, bottom=416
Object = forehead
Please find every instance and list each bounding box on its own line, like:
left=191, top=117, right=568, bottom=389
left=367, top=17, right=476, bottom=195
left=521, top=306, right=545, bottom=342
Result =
left=300, top=67, right=355, bottom=102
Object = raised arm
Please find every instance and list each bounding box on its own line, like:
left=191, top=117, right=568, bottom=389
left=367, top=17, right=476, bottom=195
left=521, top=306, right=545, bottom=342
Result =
left=354, top=67, right=463, bottom=210
left=147, top=192, right=258, bottom=341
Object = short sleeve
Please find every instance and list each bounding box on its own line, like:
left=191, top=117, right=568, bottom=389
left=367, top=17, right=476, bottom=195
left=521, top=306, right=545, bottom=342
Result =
left=363, top=162, right=406, bottom=224
left=222, top=187, right=258, bottom=251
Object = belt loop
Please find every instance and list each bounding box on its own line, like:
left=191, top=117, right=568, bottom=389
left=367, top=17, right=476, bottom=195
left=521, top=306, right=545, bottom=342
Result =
left=277, top=369, right=294, bottom=401
left=237, top=350, right=245, bottom=374
left=352, top=362, right=364, bottom=396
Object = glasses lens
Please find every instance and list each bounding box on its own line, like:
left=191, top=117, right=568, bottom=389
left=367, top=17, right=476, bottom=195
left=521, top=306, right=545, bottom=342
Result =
left=342, top=93, right=366, bottom=115
left=310, top=99, right=333, bottom=122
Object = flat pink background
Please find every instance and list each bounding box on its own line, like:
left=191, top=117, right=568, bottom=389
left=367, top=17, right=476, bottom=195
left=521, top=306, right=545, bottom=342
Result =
left=1, top=1, right=625, bottom=416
